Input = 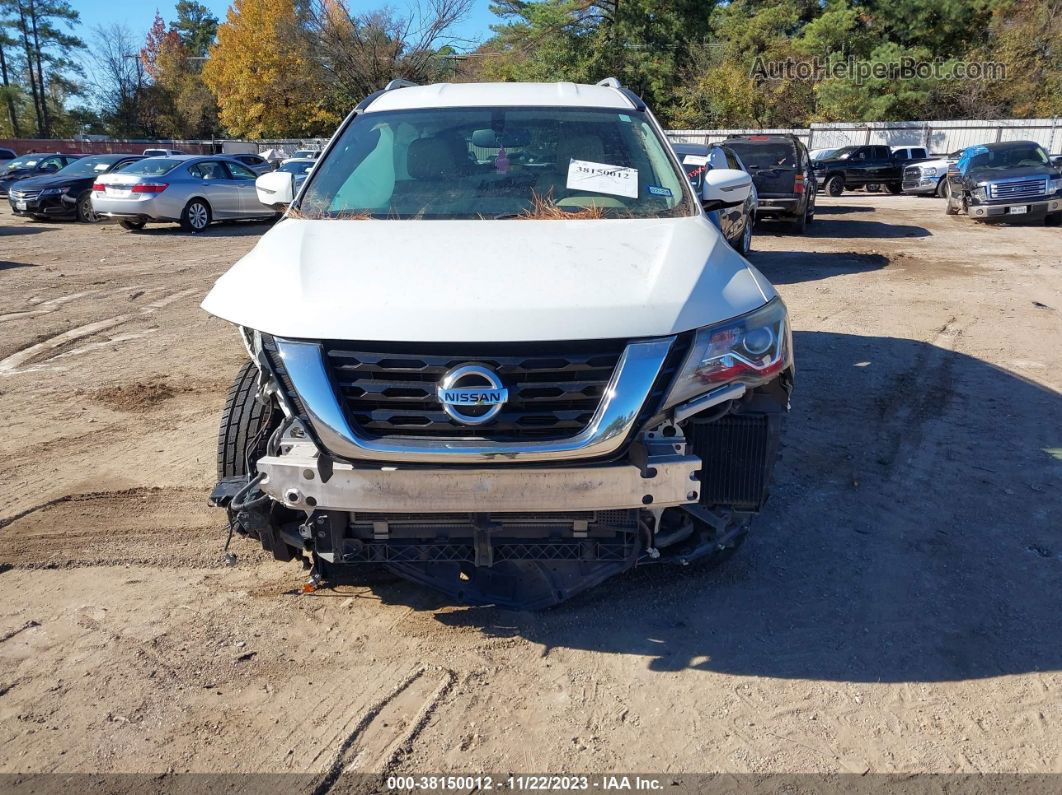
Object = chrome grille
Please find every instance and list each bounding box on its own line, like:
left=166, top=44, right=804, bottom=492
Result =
left=990, top=179, right=1046, bottom=199
left=322, top=340, right=626, bottom=440
left=10, top=189, right=40, bottom=200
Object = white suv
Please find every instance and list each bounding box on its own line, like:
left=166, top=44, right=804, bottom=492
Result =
left=202, top=79, right=794, bottom=609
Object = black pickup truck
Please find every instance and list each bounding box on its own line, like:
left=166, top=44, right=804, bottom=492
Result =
left=945, top=140, right=1062, bottom=225
left=812, top=145, right=930, bottom=196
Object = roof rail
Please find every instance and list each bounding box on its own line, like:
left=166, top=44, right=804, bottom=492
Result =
left=596, top=77, right=622, bottom=88
left=355, top=79, right=418, bottom=111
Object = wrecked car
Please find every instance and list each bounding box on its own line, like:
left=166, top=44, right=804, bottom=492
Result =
left=945, top=140, right=1062, bottom=225
left=202, top=78, right=794, bottom=609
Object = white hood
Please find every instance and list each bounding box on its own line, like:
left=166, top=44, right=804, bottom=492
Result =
left=200, top=215, right=775, bottom=342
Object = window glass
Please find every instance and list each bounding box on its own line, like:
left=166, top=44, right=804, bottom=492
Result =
left=120, top=158, right=181, bottom=176
left=723, top=148, right=742, bottom=170
left=189, top=161, right=228, bottom=180
left=724, top=141, right=796, bottom=168
left=298, top=107, right=692, bottom=219
left=226, top=161, right=258, bottom=179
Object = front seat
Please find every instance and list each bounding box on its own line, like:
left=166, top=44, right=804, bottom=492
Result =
left=403, top=137, right=462, bottom=214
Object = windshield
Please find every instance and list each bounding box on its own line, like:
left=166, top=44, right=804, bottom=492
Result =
left=4, top=155, right=41, bottom=172
left=297, top=106, right=692, bottom=220
left=56, top=156, right=124, bottom=178
left=279, top=160, right=313, bottom=174
left=724, top=141, right=796, bottom=169
left=120, top=158, right=182, bottom=176
left=968, top=145, right=1049, bottom=171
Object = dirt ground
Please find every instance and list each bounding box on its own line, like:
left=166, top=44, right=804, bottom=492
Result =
left=0, top=196, right=1060, bottom=781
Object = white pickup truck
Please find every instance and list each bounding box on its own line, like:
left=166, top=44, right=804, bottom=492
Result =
left=202, top=78, right=794, bottom=609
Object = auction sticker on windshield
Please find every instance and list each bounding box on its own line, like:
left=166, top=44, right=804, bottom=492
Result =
left=566, top=159, right=638, bottom=198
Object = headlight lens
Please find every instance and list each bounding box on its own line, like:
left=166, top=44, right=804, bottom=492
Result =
left=40, top=186, right=67, bottom=196
left=1049, top=177, right=1062, bottom=193
left=663, top=298, right=792, bottom=410
left=922, top=167, right=939, bottom=177
left=972, top=186, right=987, bottom=200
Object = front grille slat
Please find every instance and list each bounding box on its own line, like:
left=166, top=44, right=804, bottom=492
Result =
left=990, top=179, right=1046, bottom=199
left=323, top=340, right=627, bottom=441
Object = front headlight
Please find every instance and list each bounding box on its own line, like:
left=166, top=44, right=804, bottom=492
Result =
left=663, top=298, right=792, bottom=410
left=972, top=186, right=988, bottom=200
left=40, top=186, right=68, bottom=196
left=922, top=167, right=939, bottom=177
left=1049, top=177, right=1062, bottom=193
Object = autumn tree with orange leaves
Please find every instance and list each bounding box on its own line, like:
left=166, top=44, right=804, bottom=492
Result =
left=203, top=0, right=337, bottom=137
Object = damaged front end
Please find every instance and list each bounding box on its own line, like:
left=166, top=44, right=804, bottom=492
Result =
left=211, top=301, right=793, bottom=610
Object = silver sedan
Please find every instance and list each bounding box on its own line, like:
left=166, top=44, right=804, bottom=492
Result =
left=91, top=155, right=276, bottom=232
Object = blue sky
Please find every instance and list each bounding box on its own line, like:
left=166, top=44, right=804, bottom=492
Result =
left=72, top=0, right=498, bottom=50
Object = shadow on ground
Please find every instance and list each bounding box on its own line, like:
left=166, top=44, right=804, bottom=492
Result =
left=127, top=219, right=276, bottom=238
left=0, top=225, right=55, bottom=236
left=0, top=260, right=38, bottom=270
left=747, top=251, right=889, bottom=284
left=368, top=330, right=1061, bottom=683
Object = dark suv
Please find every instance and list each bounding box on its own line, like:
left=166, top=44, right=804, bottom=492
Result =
left=945, top=140, right=1062, bottom=225
left=724, top=134, right=816, bottom=232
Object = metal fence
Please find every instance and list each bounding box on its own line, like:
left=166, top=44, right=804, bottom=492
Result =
left=667, top=118, right=1062, bottom=155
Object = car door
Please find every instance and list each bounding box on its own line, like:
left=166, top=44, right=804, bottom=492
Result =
left=707, top=147, right=741, bottom=241
left=870, top=146, right=893, bottom=179
left=35, top=155, right=65, bottom=176
left=188, top=160, right=239, bottom=217
left=723, top=146, right=755, bottom=241
left=223, top=160, right=269, bottom=216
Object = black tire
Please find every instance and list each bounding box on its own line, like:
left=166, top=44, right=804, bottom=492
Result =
left=119, top=219, right=145, bottom=230
left=790, top=206, right=807, bottom=233
left=825, top=175, right=844, bottom=196
left=935, top=177, right=948, bottom=198
left=885, top=183, right=903, bottom=195
left=735, top=218, right=753, bottom=254
left=76, top=191, right=99, bottom=223
left=865, top=183, right=881, bottom=193
left=1046, top=212, right=1062, bottom=227
left=180, top=198, right=211, bottom=233
left=217, top=360, right=275, bottom=479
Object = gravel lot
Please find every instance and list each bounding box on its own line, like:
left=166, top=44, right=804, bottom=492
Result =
left=0, top=196, right=1060, bottom=780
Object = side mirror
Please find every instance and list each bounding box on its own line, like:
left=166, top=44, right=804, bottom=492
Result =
left=256, top=170, right=295, bottom=208
left=701, top=168, right=752, bottom=211
left=42, top=163, right=60, bottom=173
left=1052, top=156, right=1062, bottom=169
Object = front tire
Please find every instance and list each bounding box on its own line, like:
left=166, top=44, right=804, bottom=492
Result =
left=76, top=191, right=100, bottom=223
left=1045, top=212, right=1061, bottom=227
left=217, top=360, right=276, bottom=479
left=885, top=183, right=903, bottom=195
left=181, top=199, right=211, bottom=233
left=944, top=181, right=961, bottom=215
left=825, top=175, right=844, bottom=196
left=935, top=178, right=948, bottom=198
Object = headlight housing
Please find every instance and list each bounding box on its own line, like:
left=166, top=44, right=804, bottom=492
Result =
left=40, top=186, right=68, bottom=196
left=922, top=167, right=939, bottom=177
left=663, top=298, right=792, bottom=410
left=972, top=185, right=988, bottom=200
left=1049, top=176, right=1062, bottom=193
